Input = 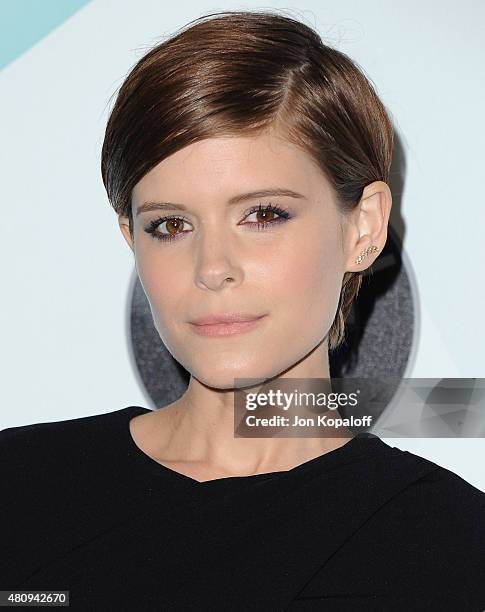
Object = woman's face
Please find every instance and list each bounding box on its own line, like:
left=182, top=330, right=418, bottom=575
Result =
left=127, top=131, right=346, bottom=389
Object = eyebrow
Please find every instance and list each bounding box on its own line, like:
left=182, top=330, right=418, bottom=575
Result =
left=135, top=188, right=307, bottom=216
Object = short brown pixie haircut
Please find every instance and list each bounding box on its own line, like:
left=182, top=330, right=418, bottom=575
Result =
left=101, top=10, right=394, bottom=352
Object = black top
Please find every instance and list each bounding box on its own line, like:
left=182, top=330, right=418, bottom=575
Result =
left=1, top=406, right=484, bottom=611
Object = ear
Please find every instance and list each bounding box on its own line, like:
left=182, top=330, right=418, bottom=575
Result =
left=118, top=215, right=134, bottom=252
left=343, top=180, right=392, bottom=272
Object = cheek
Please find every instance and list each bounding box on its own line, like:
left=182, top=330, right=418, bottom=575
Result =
left=277, top=227, right=343, bottom=330
left=135, top=249, right=182, bottom=330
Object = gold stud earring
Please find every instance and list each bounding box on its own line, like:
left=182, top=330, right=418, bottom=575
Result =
left=355, top=245, right=379, bottom=265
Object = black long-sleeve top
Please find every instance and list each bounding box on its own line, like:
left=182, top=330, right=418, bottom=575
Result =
left=1, top=405, right=484, bottom=611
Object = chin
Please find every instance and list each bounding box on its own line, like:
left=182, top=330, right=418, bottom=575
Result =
left=187, top=360, right=275, bottom=391
left=197, top=356, right=301, bottom=391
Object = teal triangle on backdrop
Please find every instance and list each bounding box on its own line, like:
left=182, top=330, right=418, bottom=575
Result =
left=0, top=0, right=92, bottom=71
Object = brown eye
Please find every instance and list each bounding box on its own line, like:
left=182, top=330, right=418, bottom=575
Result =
left=145, top=215, right=192, bottom=242
left=255, top=209, right=276, bottom=223
left=243, top=203, right=290, bottom=228
left=165, top=218, right=185, bottom=236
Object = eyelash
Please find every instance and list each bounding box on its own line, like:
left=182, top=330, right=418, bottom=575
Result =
left=144, top=202, right=291, bottom=243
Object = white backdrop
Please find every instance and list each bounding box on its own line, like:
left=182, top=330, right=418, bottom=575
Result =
left=1, top=0, right=484, bottom=491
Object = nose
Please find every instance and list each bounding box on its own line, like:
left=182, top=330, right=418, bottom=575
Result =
left=193, top=226, right=242, bottom=291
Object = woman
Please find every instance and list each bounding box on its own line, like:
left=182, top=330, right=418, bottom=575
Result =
left=1, top=10, right=484, bottom=611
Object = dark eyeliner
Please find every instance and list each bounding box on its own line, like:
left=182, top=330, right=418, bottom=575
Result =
left=144, top=214, right=191, bottom=242
left=143, top=202, right=291, bottom=242
left=246, top=202, right=290, bottom=220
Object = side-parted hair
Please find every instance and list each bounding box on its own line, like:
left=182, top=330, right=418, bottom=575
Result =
left=101, top=10, right=394, bottom=351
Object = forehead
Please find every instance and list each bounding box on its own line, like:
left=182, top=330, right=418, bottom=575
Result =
left=132, top=132, right=332, bottom=204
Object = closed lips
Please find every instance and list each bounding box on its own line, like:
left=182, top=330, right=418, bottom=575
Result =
left=190, top=314, right=266, bottom=325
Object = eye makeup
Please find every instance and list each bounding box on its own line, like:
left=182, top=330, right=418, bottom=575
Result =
left=143, top=202, right=292, bottom=243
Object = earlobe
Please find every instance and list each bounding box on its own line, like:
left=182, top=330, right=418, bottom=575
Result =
left=355, top=245, right=379, bottom=265
left=118, top=216, right=134, bottom=252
